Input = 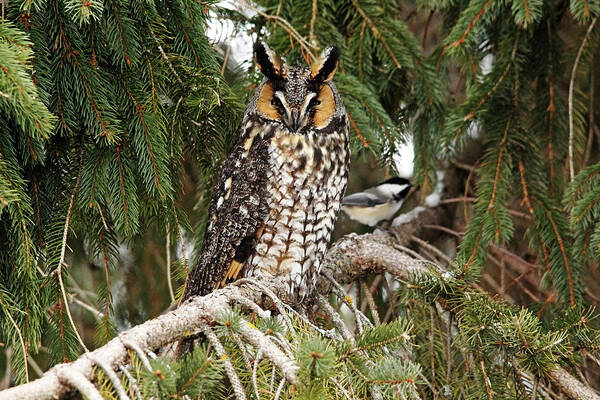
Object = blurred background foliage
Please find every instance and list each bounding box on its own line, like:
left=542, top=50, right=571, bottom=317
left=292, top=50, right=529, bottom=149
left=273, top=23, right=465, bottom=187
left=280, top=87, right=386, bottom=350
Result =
left=1, top=0, right=600, bottom=396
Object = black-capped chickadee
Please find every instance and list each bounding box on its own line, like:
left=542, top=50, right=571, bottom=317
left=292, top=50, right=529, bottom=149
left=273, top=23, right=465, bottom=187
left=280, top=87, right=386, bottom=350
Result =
left=341, top=177, right=412, bottom=226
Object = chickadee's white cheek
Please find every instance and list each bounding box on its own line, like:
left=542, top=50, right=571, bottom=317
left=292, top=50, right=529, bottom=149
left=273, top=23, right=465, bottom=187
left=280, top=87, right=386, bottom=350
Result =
left=377, top=183, right=408, bottom=198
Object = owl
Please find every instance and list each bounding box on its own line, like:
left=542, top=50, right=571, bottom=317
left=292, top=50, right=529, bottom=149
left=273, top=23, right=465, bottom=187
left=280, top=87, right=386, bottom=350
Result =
left=183, top=42, right=349, bottom=301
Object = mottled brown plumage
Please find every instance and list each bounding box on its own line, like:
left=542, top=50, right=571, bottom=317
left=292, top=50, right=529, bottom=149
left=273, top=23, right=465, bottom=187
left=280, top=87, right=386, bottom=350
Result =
left=183, top=42, right=349, bottom=301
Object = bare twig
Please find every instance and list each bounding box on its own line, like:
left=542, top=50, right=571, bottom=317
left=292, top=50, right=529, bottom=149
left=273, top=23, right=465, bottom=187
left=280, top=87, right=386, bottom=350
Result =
left=57, top=147, right=88, bottom=353
left=582, top=68, right=595, bottom=169
left=568, top=17, right=598, bottom=181
left=174, top=211, right=189, bottom=275
left=549, top=367, right=600, bottom=400
left=317, top=294, right=353, bottom=341
left=480, top=359, right=493, bottom=399
left=70, top=295, right=103, bottom=321
left=233, top=0, right=316, bottom=60
left=238, top=323, right=298, bottom=384
left=234, top=278, right=297, bottom=335
left=323, top=273, right=366, bottom=333
left=121, top=340, right=152, bottom=372
left=309, top=0, right=318, bottom=47
left=225, top=293, right=271, bottom=320
left=27, top=357, right=43, bottom=378
left=221, top=44, right=231, bottom=76
left=273, top=377, right=286, bottom=400
left=201, top=324, right=246, bottom=400
left=118, top=365, right=142, bottom=400
left=531, top=377, right=538, bottom=400
left=360, top=275, right=382, bottom=314
left=251, top=347, right=262, bottom=400
left=166, top=223, right=175, bottom=303
left=360, top=280, right=381, bottom=326
left=410, top=234, right=451, bottom=264
left=0, top=300, right=29, bottom=382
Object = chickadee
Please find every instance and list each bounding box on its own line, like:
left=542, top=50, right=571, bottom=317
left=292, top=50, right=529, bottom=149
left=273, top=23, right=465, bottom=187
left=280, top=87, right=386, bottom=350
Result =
left=341, top=177, right=412, bottom=226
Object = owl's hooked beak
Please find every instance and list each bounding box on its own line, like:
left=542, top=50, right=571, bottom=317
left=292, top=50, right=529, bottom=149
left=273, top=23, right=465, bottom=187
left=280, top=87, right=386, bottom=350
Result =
left=289, top=109, right=301, bottom=132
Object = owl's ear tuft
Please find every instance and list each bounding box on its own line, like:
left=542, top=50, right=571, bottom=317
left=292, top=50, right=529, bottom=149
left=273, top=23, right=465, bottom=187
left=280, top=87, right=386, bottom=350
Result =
left=310, top=46, right=340, bottom=84
left=254, top=41, right=284, bottom=81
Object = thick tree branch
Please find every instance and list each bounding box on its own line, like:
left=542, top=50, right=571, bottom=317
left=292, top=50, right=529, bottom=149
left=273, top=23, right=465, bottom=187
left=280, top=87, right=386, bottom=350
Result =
left=549, top=368, right=600, bottom=400
left=0, top=229, right=424, bottom=400
left=1, top=226, right=598, bottom=400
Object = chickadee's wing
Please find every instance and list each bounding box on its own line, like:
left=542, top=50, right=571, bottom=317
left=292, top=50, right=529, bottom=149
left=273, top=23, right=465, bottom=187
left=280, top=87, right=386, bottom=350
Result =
left=342, top=192, right=386, bottom=207
left=365, top=181, right=411, bottom=201
left=364, top=186, right=388, bottom=199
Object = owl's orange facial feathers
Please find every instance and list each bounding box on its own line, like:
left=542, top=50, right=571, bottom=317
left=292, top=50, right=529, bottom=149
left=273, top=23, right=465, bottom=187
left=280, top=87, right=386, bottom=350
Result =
left=313, top=84, right=335, bottom=128
left=257, top=83, right=280, bottom=120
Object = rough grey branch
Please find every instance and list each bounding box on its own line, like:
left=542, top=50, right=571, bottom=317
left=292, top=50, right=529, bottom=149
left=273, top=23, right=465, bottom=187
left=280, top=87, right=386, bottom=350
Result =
left=1, top=230, right=597, bottom=400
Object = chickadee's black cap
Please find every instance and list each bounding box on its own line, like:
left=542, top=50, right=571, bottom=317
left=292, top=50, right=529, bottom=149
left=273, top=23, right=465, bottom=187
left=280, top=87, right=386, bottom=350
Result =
left=379, top=177, right=411, bottom=186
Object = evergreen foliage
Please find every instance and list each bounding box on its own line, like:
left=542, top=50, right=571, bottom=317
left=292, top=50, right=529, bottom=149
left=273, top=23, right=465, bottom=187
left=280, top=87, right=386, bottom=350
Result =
left=1, top=0, right=600, bottom=397
left=0, top=0, right=242, bottom=383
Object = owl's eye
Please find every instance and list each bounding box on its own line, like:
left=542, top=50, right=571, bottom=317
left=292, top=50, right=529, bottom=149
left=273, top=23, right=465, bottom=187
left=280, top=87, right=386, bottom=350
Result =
left=271, top=97, right=284, bottom=110
left=308, top=97, right=321, bottom=109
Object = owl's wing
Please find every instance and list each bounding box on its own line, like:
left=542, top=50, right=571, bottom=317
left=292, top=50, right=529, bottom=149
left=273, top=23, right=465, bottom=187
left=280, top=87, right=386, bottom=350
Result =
left=183, top=125, right=271, bottom=298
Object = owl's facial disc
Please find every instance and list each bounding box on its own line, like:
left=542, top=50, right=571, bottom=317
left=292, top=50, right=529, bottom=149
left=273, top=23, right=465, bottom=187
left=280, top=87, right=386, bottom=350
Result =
left=254, top=42, right=340, bottom=132
left=257, top=82, right=336, bottom=132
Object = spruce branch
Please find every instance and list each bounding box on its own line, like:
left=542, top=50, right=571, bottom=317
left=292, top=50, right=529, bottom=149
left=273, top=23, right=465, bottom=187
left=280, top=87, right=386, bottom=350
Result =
left=3, top=1, right=600, bottom=398
left=447, top=32, right=520, bottom=151
left=350, top=0, right=402, bottom=69
left=442, top=0, right=494, bottom=56
left=0, top=228, right=426, bottom=400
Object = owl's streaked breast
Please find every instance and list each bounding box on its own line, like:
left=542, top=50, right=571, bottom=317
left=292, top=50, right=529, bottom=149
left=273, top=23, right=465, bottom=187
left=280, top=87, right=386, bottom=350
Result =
left=245, top=118, right=349, bottom=297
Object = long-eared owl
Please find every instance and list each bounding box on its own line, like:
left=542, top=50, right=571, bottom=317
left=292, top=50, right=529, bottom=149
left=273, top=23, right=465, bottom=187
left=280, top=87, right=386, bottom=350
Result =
left=184, top=42, right=349, bottom=301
